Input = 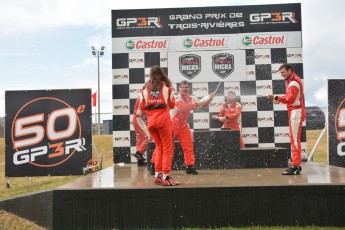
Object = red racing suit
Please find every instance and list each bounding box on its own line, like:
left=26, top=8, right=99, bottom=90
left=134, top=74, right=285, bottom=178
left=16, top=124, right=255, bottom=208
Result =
left=219, top=101, right=245, bottom=148
left=170, top=93, right=199, bottom=167
left=133, top=96, right=149, bottom=155
left=276, top=72, right=306, bottom=166
left=139, top=82, right=175, bottom=175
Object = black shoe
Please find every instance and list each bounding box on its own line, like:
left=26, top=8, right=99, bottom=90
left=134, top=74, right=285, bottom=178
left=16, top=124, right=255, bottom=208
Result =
left=186, top=166, right=198, bottom=175
left=137, top=160, right=147, bottom=166
left=149, top=163, right=155, bottom=175
left=134, top=151, right=146, bottom=161
left=282, top=166, right=301, bottom=175
left=134, top=152, right=147, bottom=166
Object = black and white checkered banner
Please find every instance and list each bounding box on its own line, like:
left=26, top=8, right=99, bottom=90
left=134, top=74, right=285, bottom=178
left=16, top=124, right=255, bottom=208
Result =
left=111, top=3, right=306, bottom=163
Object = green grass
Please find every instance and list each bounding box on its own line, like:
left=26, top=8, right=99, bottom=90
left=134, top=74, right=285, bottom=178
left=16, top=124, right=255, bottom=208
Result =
left=0, top=131, right=335, bottom=229
left=0, top=210, right=45, bottom=230
left=306, top=129, right=328, bottom=163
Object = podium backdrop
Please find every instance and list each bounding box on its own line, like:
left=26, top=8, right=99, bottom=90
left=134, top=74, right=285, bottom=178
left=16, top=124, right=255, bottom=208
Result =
left=111, top=3, right=306, bottom=163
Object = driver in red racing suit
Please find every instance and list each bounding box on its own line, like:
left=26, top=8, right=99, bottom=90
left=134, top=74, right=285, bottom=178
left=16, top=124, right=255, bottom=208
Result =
left=268, top=63, right=306, bottom=175
left=137, top=65, right=180, bottom=186
left=170, top=80, right=215, bottom=175
left=212, top=91, right=245, bottom=149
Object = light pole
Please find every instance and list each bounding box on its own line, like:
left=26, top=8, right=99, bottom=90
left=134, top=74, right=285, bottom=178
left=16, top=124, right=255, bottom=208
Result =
left=91, top=45, right=105, bottom=135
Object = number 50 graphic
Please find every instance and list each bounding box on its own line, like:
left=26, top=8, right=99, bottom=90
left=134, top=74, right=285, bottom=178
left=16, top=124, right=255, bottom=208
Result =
left=11, top=97, right=85, bottom=167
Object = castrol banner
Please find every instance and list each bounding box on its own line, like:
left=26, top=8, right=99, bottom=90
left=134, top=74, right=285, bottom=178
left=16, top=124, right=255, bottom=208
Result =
left=238, top=31, right=301, bottom=49
left=112, top=35, right=237, bottom=53
left=5, top=89, right=92, bottom=176
left=328, top=80, right=345, bottom=168
left=112, top=32, right=300, bottom=53
left=168, top=50, right=246, bottom=82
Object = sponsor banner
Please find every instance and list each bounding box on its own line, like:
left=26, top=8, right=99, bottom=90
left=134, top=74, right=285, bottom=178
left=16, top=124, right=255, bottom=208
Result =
left=242, top=127, right=258, bottom=144
left=112, top=69, right=129, bottom=85
left=286, top=47, right=303, bottom=63
left=191, top=82, right=209, bottom=97
left=113, top=37, right=171, bottom=53
left=239, top=31, right=301, bottom=49
left=328, top=80, right=345, bottom=167
left=113, top=131, right=131, bottom=147
left=176, top=35, right=237, bottom=51
left=116, top=37, right=171, bottom=53
left=112, top=32, right=301, bottom=54
left=254, top=48, right=271, bottom=65
left=112, top=35, right=237, bottom=53
left=256, top=80, right=273, bottom=96
left=112, top=3, right=301, bottom=37
left=193, top=113, right=210, bottom=129
left=241, top=96, right=257, bottom=112
left=5, top=89, right=92, bottom=177
left=129, top=84, right=145, bottom=99
left=274, top=127, right=290, bottom=143
left=128, top=53, right=145, bottom=68
left=113, top=99, right=130, bottom=115
left=257, top=111, right=274, bottom=127
left=168, top=50, right=246, bottom=82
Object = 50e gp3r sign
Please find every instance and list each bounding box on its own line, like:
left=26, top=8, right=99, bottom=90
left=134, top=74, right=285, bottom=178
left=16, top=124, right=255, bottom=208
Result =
left=5, top=89, right=92, bottom=177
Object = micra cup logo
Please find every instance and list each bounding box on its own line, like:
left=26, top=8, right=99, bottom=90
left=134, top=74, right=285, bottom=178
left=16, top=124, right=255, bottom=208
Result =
left=212, top=53, right=234, bottom=79
left=11, top=97, right=86, bottom=167
left=179, top=54, right=201, bottom=80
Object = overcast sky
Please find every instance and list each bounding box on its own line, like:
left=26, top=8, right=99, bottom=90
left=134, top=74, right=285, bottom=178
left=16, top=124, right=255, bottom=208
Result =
left=0, top=0, right=344, bottom=120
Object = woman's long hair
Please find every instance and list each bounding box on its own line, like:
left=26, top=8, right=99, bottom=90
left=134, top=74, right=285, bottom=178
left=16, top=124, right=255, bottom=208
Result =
left=149, top=65, right=171, bottom=92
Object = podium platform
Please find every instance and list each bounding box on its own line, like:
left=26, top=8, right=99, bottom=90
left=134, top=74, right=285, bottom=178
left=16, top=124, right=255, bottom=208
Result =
left=147, top=130, right=288, bottom=169
left=2, top=163, right=345, bottom=229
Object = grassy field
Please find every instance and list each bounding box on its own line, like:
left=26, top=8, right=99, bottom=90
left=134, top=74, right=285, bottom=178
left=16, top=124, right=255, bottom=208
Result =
left=0, top=130, right=331, bottom=229
left=305, top=129, right=328, bottom=163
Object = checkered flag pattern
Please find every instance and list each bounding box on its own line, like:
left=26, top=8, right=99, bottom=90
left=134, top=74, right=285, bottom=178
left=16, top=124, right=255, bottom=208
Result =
left=112, top=48, right=306, bottom=163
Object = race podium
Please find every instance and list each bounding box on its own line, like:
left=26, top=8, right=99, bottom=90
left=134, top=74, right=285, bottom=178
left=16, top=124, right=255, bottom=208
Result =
left=147, top=129, right=288, bottom=169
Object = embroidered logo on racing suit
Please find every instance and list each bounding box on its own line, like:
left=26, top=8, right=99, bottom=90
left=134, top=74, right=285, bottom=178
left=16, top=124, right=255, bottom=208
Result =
left=150, top=90, right=160, bottom=98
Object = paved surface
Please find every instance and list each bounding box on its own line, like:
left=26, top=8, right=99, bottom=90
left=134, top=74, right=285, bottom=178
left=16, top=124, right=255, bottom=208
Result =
left=59, top=162, right=345, bottom=190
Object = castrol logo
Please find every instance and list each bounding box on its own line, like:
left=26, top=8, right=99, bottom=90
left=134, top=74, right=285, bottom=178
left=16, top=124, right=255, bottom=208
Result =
left=183, top=37, right=227, bottom=49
